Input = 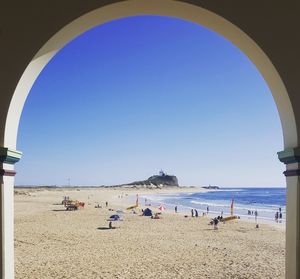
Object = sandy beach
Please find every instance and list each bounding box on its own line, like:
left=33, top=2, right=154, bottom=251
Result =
left=15, top=187, right=285, bottom=279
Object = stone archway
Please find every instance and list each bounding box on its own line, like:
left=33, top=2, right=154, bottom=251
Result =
left=1, top=1, right=299, bottom=278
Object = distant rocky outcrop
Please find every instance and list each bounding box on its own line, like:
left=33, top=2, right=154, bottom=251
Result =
left=202, top=185, right=219, bottom=190
left=126, top=171, right=179, bottom=187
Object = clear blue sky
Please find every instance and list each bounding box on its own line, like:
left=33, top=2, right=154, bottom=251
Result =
left=15, top=16, right=285, bottom=187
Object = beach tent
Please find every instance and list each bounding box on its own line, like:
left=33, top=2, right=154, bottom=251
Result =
left=158, top=205, right=166, bottom=211
left=143, top=208, right=153, bottom=216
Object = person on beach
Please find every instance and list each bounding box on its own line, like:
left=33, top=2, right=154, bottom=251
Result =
left=191, top=209, right=194, bottom=217
left=254, top=210, right=259, bottom=228
left=195, top=209, right=198, bottom=217
left=207, top=206, right=209, bottom=214
left=213, top=218, right=219, bottom=230
left=175, top=206, right=178, bottom=213
left=106, top=201, right=108, bottom=207
left=279, top=207, right=282, bottom=220
left=275, top=211, right=279, bottom=222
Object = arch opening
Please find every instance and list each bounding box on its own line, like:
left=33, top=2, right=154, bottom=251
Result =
left=2, top=1, right=299, bottom=279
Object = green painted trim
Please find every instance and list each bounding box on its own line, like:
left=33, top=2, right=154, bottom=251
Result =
left=0, top=147, right=22, bottom=164
left=277, top=147, right=300, bottom=164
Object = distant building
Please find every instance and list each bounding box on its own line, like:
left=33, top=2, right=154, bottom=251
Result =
left=159, top=170, right=166, bottom=176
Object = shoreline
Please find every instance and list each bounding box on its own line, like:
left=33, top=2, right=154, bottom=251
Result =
left=14, top=186, right=285, bottom=229
left=124, top=190, right=286, bottom=230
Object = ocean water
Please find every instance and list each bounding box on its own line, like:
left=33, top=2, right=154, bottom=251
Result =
left=142, top=187, right=286, bottom=222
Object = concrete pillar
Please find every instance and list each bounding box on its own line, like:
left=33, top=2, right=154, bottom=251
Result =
left=0, top=148, right=22, bottom=279
left=278, top=148, right=300, bottom=279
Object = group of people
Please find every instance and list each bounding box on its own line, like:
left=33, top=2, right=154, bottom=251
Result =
left=174, top=205, right=210, bottom=216
left=191, top=208, right=199, bottom=217
left=209, top=215, right=223, bottom=229
left=247, top=210, right=258, bottom=216
left=247, top=209, right=258, bottom=221
left=174, top=205, right=212, bottom=218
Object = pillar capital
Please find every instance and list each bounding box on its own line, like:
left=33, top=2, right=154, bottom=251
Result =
left=278, top=147, right=300, bottom=177
left=277, top=147, right=300, bottom=164
left=0, top=147, right=22, bottom=165
left=0, top=147, right=22, bottom=177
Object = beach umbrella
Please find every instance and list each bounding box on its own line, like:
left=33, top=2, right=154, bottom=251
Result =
left=108, top=214, right=122, bottom=221
left=159, top=205, right=166, bottom=211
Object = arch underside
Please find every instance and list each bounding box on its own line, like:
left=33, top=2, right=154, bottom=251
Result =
left=4, top=0, right=297, bottom=150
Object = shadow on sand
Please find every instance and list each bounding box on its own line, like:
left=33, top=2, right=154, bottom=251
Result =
left=97, top=227, right=117, bottom=230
